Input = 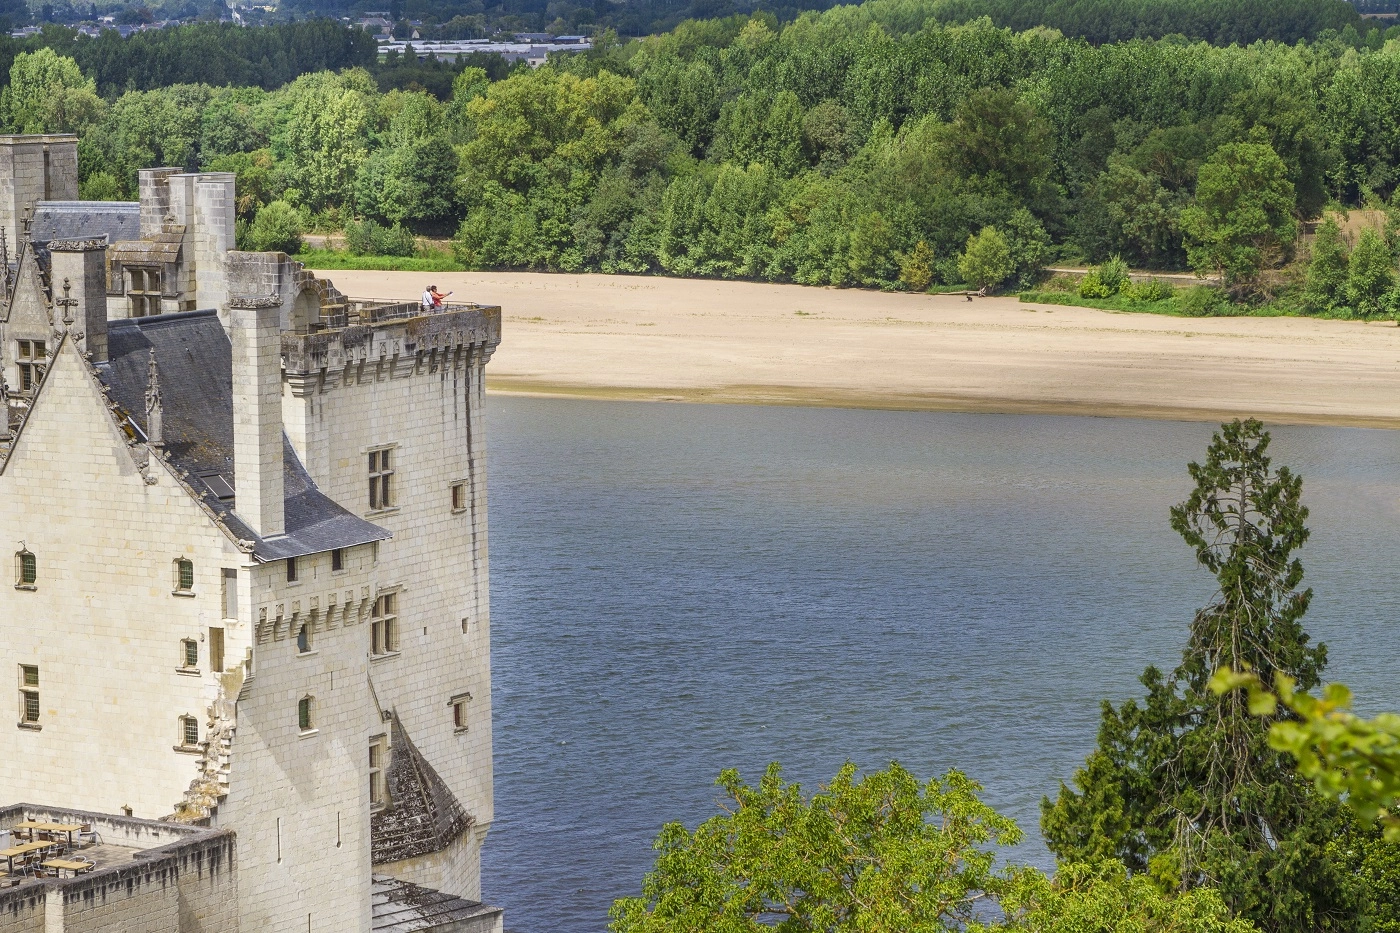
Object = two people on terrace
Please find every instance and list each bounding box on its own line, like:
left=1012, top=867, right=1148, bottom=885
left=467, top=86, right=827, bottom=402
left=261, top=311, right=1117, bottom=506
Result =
left=421, top=285, right=452, bottom=310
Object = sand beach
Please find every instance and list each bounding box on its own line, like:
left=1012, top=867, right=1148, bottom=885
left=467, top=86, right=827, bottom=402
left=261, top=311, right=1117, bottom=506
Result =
left=321, top=269, right=1400, bottom=428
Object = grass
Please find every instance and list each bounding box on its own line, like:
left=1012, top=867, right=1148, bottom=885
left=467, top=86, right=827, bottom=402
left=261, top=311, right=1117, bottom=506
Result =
left=1018, top=289, right=1347, bottom=320
left=1018, top=290, right=1223, bottom=317
left=295, top=247, right=465, bottom=273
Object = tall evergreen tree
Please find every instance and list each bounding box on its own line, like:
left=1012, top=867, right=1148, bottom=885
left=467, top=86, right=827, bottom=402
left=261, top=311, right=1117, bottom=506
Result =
left=1041, top=419, right=1361, bottom=932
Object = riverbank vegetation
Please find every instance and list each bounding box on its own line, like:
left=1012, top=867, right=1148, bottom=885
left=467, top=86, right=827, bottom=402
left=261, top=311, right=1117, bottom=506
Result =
left=610, top=421, right=1400, bottom=933
left=11, top=1, right=1400, bottom=315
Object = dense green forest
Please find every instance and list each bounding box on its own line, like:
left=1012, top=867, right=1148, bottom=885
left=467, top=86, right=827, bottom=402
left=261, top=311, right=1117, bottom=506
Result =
left=13, top=0, right=1400, bottom=312
left=12, top=0, right=1371, bottom=44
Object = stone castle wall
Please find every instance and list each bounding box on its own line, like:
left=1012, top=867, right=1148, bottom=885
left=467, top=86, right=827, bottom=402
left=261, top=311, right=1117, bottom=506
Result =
left=281, top=309, right=499, bottom=899
left=216, top=544, right=379, bottom=932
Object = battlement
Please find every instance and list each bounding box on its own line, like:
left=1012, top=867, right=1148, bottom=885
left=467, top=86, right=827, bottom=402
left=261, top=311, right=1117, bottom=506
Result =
left=280, top=301, right=502, bottom=376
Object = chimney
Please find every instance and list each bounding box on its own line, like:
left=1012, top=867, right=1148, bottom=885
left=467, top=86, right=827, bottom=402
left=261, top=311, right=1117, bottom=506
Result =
left=229, top=297, right=284, bottom=539
left=48, top=237, right=109, bottom=362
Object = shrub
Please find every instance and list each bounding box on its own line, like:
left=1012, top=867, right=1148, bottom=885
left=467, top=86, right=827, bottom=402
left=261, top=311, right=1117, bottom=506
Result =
left=1178, top=285, right=1228, bottom=317
left=1122, top=279, right=1175, bottom=302
left=1097, top=254, right=1131, bottom=293
left=345, top=218, right=418, bottom=258
left=1078, top=270, right=1112, bottom=299
left=958, top=226, right=1013, bottom=290
left=898, top=240, right=934, bottom=292
left=1304, top=217, right=1350, bottom=314
left=1346, top=228, right=1396, bottom=317
left=247, top=200, right=304, bottom=254
left=1044, top=273, right=1078, bottom=292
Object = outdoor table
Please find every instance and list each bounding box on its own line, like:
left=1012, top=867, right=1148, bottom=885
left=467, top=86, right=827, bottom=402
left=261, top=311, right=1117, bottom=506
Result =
left=0, top=841, right=51, bottom=874
left=41, top=859, right=92, bottom=878
left=17, top=823, right=82, bottom=848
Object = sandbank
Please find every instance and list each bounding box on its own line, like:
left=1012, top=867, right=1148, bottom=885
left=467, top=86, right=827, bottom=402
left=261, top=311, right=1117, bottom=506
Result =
left=318, top=269, right=1400, bottom=429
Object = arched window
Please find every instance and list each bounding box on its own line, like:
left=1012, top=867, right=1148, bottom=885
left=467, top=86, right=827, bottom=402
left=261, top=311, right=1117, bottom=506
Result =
left=298, top=695, right=314, bottom=733
left=15, top=549, right=35, bottom=588
left=173, top=558, right=194, bottom=593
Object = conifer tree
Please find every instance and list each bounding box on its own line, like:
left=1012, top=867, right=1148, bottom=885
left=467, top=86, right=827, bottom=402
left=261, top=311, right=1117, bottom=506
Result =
left=1041, top=419, right=1361, bottom=932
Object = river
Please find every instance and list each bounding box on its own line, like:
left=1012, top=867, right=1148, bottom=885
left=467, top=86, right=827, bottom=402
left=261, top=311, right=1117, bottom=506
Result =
left=480, top=397, right=1400, bottom=932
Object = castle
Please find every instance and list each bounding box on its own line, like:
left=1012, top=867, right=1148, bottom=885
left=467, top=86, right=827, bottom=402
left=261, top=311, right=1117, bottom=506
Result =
left=0, top=134, right=503, bottom=932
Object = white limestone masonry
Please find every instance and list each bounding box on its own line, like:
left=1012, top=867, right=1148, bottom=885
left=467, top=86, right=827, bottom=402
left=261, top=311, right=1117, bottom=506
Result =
left=0, top=134, right=504, bottom=933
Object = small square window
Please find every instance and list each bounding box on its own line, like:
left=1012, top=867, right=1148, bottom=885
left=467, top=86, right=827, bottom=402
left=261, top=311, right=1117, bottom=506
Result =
left=181, top=639, right=199, bottom=669
left=21, top=665, right=37, bottom=688
left=451, top=482, right=467, bottom=512
left=180, top=715, right=199, bottom=747
left=331, top=548, right=344, bottom=572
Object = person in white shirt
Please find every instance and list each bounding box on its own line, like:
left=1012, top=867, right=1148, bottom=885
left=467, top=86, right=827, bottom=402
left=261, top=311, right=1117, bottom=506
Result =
left=422, top=285, right=436, bottom=311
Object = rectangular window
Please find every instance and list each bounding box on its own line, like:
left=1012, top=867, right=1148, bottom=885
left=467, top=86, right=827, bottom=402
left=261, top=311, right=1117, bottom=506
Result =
left=221, top=569, right=237, bottom=620
left=298, top=696, right=313, bottom=731
left=181, top=639, right=199, bottom=669
left=209, top=627, right=225, bottom=673
left=331, top=548, right=344, bottom=572
left=16, top=551, right=36, bottom=587
left=369, top=737, right=387, bottom=808
left=19, top=665, right=38, bottom=724
left=451, top=482, right=467, bottom=512
left=127, top=267, right=162, bottom=318
left=371, top=592, right=398, bottom=655
left=175, top=558, right=194, bottom=593
left=368, top=448, right=394, bottom=510
left=286, top=556, right=297, bottom=583
left=181, top=716, right=199, bottom=747
left=451, top=694, right=471, bottom=731
left=16, top=340, right=46, bottom=392
left=296, top=623, right=311, bottom=654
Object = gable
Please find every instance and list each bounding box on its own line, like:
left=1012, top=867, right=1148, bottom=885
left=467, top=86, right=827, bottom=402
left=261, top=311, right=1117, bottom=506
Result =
left=5, top=244, right=51, bottom=333
left=0, top=336, right=226, bottom=549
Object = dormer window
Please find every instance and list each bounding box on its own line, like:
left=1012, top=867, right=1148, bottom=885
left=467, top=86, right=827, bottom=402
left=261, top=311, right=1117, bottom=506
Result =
left=16, top=340, right=45, bottom=392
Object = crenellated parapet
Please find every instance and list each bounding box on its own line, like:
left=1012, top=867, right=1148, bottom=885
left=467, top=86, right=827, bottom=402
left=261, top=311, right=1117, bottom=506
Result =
left=281, top=303, right=501, bottom=378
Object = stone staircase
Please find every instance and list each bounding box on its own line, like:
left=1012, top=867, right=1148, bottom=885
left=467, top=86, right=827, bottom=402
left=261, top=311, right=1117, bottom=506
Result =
left=169, top=676, right=240, bottom=825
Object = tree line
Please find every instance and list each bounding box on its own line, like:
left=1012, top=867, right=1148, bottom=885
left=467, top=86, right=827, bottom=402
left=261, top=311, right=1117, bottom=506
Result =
left=0, top=21, right=375, bottom=94
left=12, top=1, right=1400, bottom=308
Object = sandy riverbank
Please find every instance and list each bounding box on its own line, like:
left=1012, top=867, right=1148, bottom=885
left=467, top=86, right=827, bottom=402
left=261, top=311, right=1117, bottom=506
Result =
left=318, top=269, right=1400, bottom=429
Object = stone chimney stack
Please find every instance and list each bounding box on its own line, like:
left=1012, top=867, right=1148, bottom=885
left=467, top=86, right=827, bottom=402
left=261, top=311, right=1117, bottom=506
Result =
left=229, top=297, right=284, bottom=539
left=48, top=237, right=110, bottom=363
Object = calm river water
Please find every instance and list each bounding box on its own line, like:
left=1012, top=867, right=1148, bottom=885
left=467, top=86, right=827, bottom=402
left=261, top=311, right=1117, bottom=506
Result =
left=480, top=397, right=1400, bottom=933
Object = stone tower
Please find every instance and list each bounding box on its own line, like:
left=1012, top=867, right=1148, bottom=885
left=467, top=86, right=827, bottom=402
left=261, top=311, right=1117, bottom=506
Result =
left=0, top=135, right=78, bottom=253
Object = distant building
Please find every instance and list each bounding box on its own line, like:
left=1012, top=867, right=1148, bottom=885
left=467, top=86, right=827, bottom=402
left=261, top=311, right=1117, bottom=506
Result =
left=0, top=134, right=503, bottom=933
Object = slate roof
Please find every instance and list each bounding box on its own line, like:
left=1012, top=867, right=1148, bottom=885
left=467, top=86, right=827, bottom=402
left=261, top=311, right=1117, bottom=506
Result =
left=31, top=200, right=141, bottom=246
left=99, top=309, right=391, bottom=561
left=371, top=875, right=502, bottom=933
left=371, top=714, right=472, bottom=865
